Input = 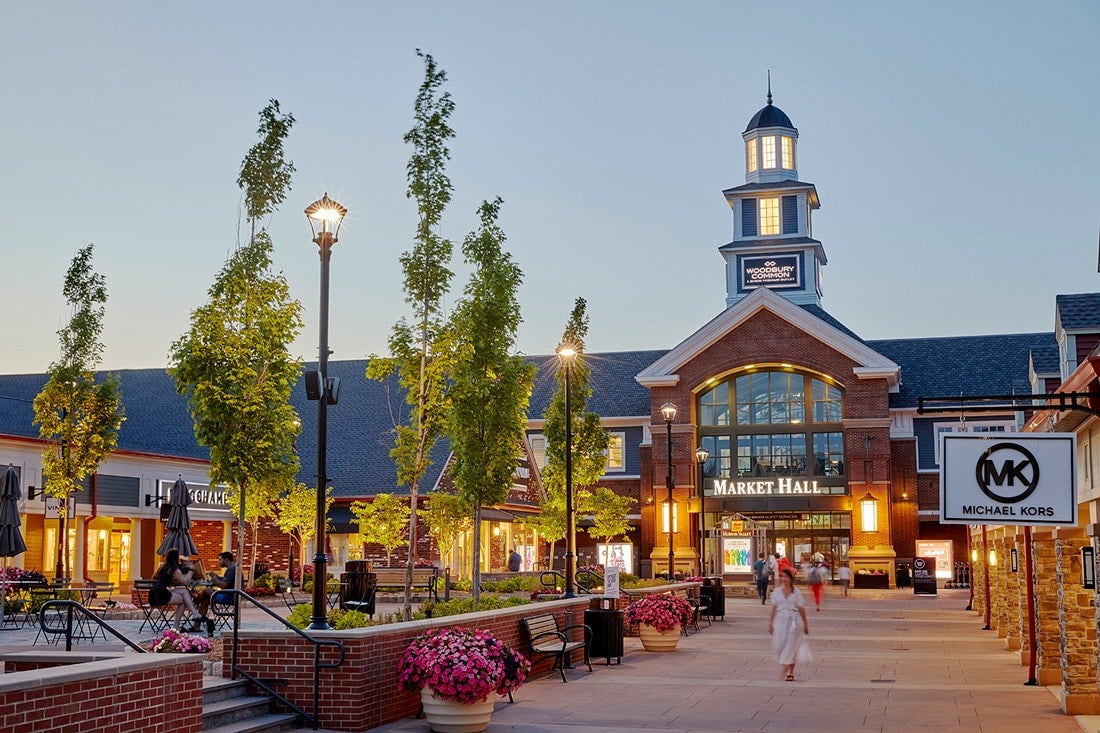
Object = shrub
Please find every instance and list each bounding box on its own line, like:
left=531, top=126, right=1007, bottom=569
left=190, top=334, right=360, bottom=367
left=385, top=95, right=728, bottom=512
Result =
left=413, top=595, right=528, bottom=620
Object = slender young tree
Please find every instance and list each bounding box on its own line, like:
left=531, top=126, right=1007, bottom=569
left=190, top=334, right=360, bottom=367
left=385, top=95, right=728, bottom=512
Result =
left=418, top=491, right=471, bottom=572
left=350, top=493, right=411, bottom=564
left=33, top=244, right=125, bottom=581
left=367, top=51, right=456, bottom=619
left=272, top=482, right=333, bottom=575
left=447, top=198, right=536, bottom=600
left=540, top=298, right=609, bottom=581
left=170, top=100, right=302, bottom=586
left=579, top=486, right=635, bottom=544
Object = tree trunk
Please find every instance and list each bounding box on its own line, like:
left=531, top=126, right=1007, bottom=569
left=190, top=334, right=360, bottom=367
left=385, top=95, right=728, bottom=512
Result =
left=403, top=485, right=418, bottom=621
left=471, top=502, right=483, bottom=602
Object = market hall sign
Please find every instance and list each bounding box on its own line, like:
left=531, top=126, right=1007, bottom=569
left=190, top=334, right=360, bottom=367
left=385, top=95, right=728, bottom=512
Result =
left=708, top=478, right=820, bottom=496
left=741, top=254, right=801, bottom=290
left=939, top=434, right=1076, bottom=526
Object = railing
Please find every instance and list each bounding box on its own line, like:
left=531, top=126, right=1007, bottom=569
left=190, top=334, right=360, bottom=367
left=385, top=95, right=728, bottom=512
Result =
left=37, top=600, right=147, bottom=653
left=215, top=589, right=345, bottom=731
left=538, top=570, right=596, bottom=594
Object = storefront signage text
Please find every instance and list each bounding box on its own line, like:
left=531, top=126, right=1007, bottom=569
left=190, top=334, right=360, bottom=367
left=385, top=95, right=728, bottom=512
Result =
left=709, top=478, right=820, bottom=496
left=741, top=254, right=800, bottom=289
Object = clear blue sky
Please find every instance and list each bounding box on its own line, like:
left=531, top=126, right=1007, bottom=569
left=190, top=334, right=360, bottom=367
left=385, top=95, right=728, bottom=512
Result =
left=2, top=2, right=1098, bottom=374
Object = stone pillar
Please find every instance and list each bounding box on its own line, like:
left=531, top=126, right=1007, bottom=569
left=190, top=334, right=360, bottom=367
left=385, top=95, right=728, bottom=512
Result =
left=970, top=535, right=986, bottom=620
left=1032, top=530, right=1061, bottom=686
left=989, top=533, right=1007, bottom=638
left=1055, top=528, right=1100, bottom=714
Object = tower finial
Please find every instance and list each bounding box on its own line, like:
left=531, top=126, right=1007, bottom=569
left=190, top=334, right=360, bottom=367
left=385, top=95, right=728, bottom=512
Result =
left=767, top=70, right=772, bottom=105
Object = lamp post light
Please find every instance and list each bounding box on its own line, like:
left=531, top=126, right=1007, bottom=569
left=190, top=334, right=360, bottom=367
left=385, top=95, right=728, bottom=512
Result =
left=661, top=402, right=677, bottom=580
left=305, top=193, right=346, bottom=630
left=557, top=346, right=577, bottom=598
left=695, top=445, right=709, bottom=577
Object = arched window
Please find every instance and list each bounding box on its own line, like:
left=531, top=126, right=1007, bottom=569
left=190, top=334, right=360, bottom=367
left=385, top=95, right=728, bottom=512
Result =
left=698, top=369, right=846, bottom=494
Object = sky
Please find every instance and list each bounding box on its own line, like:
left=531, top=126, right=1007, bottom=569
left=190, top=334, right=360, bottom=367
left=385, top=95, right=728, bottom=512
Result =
left=1, top=2, right=1098, bottom=375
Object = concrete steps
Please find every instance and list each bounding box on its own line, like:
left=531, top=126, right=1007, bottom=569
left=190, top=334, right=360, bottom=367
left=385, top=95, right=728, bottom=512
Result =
left=201, top=676, right=299, bottom=732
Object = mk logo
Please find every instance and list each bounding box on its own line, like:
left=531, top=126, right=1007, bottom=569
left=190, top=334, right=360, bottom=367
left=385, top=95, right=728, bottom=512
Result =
left=975, top=443, right=1040, bottom=503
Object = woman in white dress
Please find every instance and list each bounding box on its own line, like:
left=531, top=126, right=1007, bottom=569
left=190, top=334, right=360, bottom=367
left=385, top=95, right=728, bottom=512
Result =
left=767, top=567, right=812, bottom=681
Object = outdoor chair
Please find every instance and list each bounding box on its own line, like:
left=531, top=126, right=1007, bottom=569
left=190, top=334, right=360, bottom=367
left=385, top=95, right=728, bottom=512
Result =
left=135, top=579, right=174, bottom=633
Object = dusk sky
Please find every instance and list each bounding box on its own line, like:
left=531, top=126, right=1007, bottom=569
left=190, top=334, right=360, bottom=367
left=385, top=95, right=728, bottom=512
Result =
left=2, top=3, right=1098, bottom=375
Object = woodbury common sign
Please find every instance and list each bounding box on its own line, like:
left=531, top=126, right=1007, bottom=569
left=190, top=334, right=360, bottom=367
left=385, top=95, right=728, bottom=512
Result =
left=940, top=433, right=1076, bottom=526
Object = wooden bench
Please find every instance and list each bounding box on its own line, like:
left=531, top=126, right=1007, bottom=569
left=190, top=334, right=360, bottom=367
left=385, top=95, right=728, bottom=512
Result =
left=521, top=613, right=592, bottom=682
left=372, top=567, right=439, bottom=602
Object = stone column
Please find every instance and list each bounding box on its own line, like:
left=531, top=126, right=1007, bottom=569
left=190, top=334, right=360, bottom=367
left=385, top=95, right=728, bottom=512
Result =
left=1055, top=527, right=1100, bottom=714
left=1032, top=530, right=1061, bottom=686
left=989, top=533, right=1007, bottom=638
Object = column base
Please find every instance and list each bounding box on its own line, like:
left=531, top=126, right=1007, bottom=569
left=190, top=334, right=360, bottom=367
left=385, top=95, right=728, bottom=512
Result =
left=1061, top=691, right=1100, bottom=716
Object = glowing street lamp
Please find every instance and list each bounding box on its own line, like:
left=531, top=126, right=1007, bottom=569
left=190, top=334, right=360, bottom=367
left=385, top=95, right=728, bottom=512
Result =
left=557, top=346, right=577, bottom=598
left=696, top=445, right=709, bottom=577
left=662, top=402, right=677, bottom=579
left=305, top=193, right=346, bottom=630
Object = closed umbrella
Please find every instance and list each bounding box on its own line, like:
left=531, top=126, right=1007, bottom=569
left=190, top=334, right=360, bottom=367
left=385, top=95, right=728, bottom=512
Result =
left=156, top=475, right=198, bottom=557
left=0, top=464, right=28, bottom=628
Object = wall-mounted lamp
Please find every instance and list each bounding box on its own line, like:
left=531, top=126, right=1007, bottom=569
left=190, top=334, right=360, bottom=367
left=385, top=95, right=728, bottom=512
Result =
left=1009, top=548, right=1018, bottom=573
left=144, top=494, right=164, bottom=507
left=1083, top=546, right=1096, bottom=590
left=859, top=492, right=878, bottom=532
left=971, top=548, right=978, bottom=563
left=988, top=549, right=997, bottom=567
left=661, top=499, right=677, bottom=534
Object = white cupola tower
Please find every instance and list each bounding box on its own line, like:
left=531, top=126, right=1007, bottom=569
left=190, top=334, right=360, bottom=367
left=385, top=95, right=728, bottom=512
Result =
left=720, top=81, right=825, bottom=308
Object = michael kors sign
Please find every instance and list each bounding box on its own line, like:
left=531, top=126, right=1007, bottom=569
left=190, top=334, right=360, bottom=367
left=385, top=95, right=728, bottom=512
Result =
left=940, top=433, right=1076, bottom=526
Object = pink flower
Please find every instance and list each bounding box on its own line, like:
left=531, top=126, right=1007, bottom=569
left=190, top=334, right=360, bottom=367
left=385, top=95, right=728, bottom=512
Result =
left=624, top=593, right=692, bottom=633
left=397, top=627, right=530, bottom=704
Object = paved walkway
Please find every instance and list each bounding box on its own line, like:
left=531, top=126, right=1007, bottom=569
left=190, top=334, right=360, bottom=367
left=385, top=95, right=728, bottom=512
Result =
left=2, top=589, right=1095, bottom=732
left=376, top=588, right=1089, bottom=733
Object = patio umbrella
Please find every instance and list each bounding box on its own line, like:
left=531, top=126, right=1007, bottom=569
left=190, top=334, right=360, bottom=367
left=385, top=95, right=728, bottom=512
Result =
left=156, top=475, right=198, bottom=557
left=0, top=464, right=28, bottom=628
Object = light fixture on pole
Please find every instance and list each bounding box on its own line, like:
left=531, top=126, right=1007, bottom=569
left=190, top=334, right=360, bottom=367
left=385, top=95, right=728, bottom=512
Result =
left=661, top=402, right=677, bottom=579
left=859, top=492, right=878, bottom=533
left=695, top=445, right=709, bottom=577
left=557, top=346, right=577, bottom=598
left=305, top=193, right=346, bottom=631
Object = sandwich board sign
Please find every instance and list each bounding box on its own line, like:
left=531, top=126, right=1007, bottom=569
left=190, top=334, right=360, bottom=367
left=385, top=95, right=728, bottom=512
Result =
left=940, top=433, right=1076, bottom=526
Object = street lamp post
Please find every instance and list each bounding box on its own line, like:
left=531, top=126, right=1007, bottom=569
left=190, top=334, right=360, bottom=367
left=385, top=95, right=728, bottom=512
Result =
left=661, top=402, right=677, bottom=579
left=558, top=346, right=577, bottom=598
left=305, top=193, right=346, bottom=631
left=695, top=446, right=709, bottom=577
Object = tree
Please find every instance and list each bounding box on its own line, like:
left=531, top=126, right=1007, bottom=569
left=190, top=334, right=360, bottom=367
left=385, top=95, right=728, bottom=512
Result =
left=522, top=489, right=565, bottom=572
left=273, top=482, right=334, bottom=575
left=33, top=244, right=125, bottom=581
left=447, top=198, right=536, bottom=600
left=367, top=51, right=456, bottom=619
left=579, top=487, right=635, bottom=544
left=350, top=494, right=411, bottom=564
left=418, top=491, right=471, bottom=571
left=540, top=298, right=610, bottom=580
left=169, top=100, right=302, bottom=585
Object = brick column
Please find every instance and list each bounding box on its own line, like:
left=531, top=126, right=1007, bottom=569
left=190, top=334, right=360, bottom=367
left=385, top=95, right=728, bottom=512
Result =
left=1032, top=530, right=1061, bottom=686
left=1056, top=528, right=1100, bottom=714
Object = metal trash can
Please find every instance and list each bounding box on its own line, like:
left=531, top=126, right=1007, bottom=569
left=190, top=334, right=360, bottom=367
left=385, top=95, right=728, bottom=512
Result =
left=340, top=561, right=377, bottom=616
left=585, top=605, right=624, bottom=665
left=701, top=576, right=725, bottom=620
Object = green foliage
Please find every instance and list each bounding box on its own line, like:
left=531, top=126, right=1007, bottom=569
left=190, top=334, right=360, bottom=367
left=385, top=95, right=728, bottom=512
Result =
left=33, top=244, right=125, bottom=520
left=330, top=609, right=370, bottom=629
left=578, top=486, right=635, bottom=542
left=413, top=594, right=529, bottom=620
left=478, top=576, right=540, bottom=593
left=237, top=99, right=296, bottom=230
left=419, top=491, right=471, bottom=561
left=273, top=482, right=333, bottom=569
left=350, top=493, right=410, bottom=560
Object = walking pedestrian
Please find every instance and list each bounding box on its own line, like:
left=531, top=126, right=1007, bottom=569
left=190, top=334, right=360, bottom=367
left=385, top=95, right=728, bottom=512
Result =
left=807, top=560, right=827, bottom=611
left=767, top=567, right=812, bottom=681
left=838, top=562, right=851, bottom=597
left=752, top=552, right=770, bottom=604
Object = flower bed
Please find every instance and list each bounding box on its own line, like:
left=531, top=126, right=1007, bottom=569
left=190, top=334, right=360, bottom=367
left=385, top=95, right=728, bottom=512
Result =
left=397, top=626, right=530, bottom=704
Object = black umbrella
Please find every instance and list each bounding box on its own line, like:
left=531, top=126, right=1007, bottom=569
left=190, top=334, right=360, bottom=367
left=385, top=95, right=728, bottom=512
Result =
left=156, top=475, right=198, bottom=557
left=0, top=464, right=28, bottom=628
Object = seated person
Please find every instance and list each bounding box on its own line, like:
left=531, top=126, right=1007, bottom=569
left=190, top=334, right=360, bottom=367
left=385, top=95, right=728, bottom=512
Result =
left=197, top=551, right=237, bottom=635
left=151, top=548, right=201, bottom=631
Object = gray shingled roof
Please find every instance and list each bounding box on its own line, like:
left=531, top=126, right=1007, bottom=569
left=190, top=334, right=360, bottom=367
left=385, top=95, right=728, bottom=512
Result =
left=527, top=350, right=664, bottom=419
left=722, top=180, right=816, bottom=195
left=719, top=236, right=822, bottom=252
left=1056, top=293, right=1100, bottom=331
left=867, top=332, right=1055, bottom=409
left=1029, top=343, right=1060, bottom=374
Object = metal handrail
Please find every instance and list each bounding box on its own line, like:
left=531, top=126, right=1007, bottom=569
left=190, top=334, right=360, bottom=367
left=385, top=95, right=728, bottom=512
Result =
left=38, top=600, right=147, bottom=653
left=538, top=570, right=595, bottom=595
left=214, top=589, right=345, bottom=731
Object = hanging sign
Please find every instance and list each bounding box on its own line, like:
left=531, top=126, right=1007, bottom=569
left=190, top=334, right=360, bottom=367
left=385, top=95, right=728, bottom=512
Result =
left=940, top=433, right=1076, bottom=526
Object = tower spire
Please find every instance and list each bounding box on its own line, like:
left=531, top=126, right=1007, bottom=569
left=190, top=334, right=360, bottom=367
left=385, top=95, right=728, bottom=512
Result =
left=767, top=70, right=772, bottom=106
